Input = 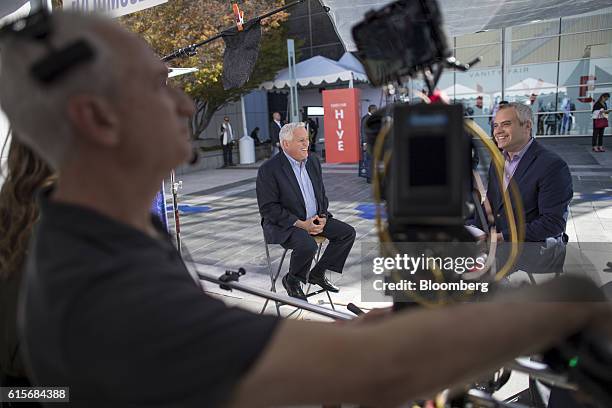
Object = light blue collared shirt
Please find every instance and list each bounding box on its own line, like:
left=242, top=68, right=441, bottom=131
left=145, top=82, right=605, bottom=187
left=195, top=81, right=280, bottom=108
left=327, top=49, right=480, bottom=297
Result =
left=283, top=152, right=318, bottom=219
left=503, top=137, right=534, bottom=190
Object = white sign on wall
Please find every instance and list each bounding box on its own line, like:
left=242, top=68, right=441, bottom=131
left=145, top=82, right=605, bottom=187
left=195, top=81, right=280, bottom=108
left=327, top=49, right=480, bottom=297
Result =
left=63, top=0, right=168, bottom=18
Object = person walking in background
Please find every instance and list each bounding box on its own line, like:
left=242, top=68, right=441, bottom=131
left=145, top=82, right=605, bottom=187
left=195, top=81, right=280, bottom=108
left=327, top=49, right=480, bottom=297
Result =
left=250, top=127, right=261, bottom=145
left=220, top=116, right=235, bottom=167
left=560, top=98, right=572, bottom=135
left=592, top=93, right=610, bottom=152
left=536, top=102, right=545, bottom=135
left=269, top=111, right=284, bottom=157
left=305, top=117, right=319, bottom=152
left=544, top=103, right=560, bottom=135
left=360, top=104, right=377, bottom=183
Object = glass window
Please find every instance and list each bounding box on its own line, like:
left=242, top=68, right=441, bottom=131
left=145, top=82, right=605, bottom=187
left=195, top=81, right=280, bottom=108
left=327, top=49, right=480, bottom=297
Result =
left=561, top=10, right=612, bottom=34
left=560, top=30, right=612, bottom=60
left=308, top=43, right=344, bottom=61
left=512, top=20, right=560, bottom=41
left=286, top=0, right=310, bottom=19
left=455, top=30, right=501, bottom=48
left=506, top=63, right=558, bottom=88
left=454, top=68, right=502, bottom=133
left=436, top=72, right=454, bottom=95
left=511, top=37, right=560, bottom=64
left=558, top=58, right=612, bottom=87
left=455, top=43, right=501, bottom=67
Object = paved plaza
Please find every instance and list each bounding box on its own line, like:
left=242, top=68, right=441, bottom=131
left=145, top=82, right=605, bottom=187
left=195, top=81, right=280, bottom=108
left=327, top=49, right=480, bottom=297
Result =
left=168, top=138, right=612, bottom=317
left=163, top=138, right=612, bottom=402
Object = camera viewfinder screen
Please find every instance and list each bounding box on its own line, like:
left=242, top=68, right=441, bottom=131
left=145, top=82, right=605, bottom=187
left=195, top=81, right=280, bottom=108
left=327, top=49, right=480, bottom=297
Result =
left=408, top=136, right=446, bottom=187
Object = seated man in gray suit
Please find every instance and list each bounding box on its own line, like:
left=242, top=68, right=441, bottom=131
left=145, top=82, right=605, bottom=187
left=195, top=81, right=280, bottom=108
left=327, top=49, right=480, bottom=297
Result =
left=256, top=122, right=356, bottom=300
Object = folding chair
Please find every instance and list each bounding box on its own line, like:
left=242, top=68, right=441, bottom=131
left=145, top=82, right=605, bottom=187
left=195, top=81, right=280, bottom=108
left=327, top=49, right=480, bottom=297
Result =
left=260, top=234, right=336, bottom=316
left=524, top=205, right=569, bottom=285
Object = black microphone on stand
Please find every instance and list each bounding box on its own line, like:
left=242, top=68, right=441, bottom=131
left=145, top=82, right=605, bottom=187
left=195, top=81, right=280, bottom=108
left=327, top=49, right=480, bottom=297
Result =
left=347, top=303, right=364, bottom=316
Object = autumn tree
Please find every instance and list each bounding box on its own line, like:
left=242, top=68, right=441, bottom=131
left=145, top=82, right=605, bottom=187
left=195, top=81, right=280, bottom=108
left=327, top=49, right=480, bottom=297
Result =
left=52, top=0, right=290, bottom=139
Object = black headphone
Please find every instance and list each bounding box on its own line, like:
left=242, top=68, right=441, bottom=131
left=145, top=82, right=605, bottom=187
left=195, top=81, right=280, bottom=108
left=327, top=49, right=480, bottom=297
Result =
left=0, top=7, right=96, bottom=85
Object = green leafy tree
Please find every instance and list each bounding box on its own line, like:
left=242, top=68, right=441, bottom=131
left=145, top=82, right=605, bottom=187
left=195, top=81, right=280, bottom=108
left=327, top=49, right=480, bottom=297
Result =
left=53, top=0, right=290, bottom=139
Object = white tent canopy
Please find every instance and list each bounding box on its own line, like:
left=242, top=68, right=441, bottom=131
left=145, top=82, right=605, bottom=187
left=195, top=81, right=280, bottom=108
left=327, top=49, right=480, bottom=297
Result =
left=0, top=0, right=30, bottom=19
left=503, top=77, right=567, bottom=96
left=319, top=0, right=611, bottom=52
left=441, top=84, right=479, bottom=97
left=336, top=52, right=366, bottom=74
left=260, top=55, right=368, bottom=90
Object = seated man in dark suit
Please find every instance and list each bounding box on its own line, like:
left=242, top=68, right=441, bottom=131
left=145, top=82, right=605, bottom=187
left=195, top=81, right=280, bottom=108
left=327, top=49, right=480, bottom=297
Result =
left=256, top=122, right=356, bottom=300
left=469, top=102, right=572, bottom=274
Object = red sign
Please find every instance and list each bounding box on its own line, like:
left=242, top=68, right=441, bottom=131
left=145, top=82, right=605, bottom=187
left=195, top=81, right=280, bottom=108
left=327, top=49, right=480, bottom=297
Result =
left=578, top=75, right=596, bottom=103
left=322, top=88, right=361, bottom=163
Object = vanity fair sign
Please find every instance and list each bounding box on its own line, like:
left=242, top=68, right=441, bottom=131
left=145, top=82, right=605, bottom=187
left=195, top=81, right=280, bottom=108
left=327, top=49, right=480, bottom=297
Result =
left=63, top=0, right=168, bottom=18
left=322, top=88, right=361, bottom=164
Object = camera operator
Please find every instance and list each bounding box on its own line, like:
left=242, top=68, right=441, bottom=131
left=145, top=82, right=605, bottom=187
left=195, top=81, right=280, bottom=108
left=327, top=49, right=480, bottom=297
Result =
left=1, top=12, right=610, bottom=408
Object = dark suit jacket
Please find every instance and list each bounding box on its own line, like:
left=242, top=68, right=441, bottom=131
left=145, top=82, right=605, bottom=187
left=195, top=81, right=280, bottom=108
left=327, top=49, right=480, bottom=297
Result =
left=471, top=140, right=572, bottom=273
left=479, top=140, right=572, bottom=242
left=269, top=121, right=283, bottom=145
left=256, top=153, right=332, bottom=244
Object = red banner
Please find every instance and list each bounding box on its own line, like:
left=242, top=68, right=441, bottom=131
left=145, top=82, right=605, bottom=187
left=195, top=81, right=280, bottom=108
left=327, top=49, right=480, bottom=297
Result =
left=322, top=88, right=361, bottom=163
left=578, top=75, right=596, bottom=103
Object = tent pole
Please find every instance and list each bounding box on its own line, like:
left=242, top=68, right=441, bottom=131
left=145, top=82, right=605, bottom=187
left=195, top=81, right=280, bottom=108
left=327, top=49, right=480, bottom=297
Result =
left=287, top=39, right=300, bottom=123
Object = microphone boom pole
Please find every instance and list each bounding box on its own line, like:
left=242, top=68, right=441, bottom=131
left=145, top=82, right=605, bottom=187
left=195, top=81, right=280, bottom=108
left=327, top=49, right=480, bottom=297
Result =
left=161, top=0, right=305, bottom=63
left=195, top=267, right=353, bottom=321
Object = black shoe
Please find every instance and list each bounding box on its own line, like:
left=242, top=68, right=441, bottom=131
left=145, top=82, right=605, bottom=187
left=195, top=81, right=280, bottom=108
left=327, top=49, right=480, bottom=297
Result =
left=282, top=274, right=307, bottom=301
left=308, top=273, right=339, bottom=293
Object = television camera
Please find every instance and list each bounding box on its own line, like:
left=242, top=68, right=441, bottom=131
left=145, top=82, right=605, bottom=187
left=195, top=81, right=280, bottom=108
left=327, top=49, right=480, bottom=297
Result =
left=351, top=0, right=612, bottom=407
left=352, top=0, right=526, bottom=304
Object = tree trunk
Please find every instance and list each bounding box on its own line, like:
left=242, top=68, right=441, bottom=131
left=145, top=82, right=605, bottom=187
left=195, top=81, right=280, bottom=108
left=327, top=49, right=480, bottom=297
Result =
left=190, top=99, right=221, bottom=141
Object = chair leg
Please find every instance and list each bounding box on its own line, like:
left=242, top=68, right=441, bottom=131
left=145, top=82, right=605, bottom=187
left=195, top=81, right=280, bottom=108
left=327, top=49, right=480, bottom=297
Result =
left=273, top=249, right=288, bottom=292
left=260, top=242, right=274, bottom=314
left=527, top=272, right=537, bottom=285
left=326, top=289, right=335, bottom=310
left=260, top=245, right=288, bottom=315
left=273, top=249, right=289, bottom=315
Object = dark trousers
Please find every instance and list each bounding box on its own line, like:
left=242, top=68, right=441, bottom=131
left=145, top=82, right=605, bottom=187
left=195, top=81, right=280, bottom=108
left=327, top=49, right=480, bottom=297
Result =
left=592, top=126, right=605, bottom=147
left=281, top=218, right=356, bottom=282
left=222, top=143, right=233, bottom=165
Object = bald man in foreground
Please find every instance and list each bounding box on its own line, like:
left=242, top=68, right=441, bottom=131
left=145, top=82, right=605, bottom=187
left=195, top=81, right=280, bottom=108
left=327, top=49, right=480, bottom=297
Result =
left=0, top=11, right=610, bottom=407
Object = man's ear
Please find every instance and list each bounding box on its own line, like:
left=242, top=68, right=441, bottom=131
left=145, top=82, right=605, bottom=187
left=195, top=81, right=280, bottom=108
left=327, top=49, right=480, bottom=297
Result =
left=524, top=119, right=533, bottom=136
left=66, top=95, right=120, bottom=147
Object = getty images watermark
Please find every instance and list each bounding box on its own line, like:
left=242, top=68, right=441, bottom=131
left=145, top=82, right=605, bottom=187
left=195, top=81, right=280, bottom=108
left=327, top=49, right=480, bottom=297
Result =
left=360, top=242, right=612, bottom=303
left=360, top=242, right=491, bottom=302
